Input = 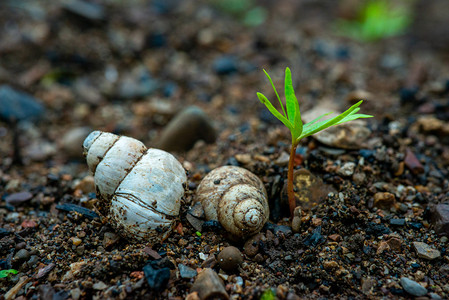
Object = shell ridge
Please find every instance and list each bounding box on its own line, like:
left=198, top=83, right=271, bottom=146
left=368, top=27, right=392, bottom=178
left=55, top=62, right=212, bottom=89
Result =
left=114, top=191, right=178, bottom=218
left=111, top=147, right=148, bottom=196
left=91, top=134, right=119, bottom=175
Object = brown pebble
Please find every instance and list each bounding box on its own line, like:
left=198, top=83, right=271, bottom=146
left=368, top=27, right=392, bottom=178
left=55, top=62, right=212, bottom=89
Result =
left=15, top=242, right=26, bottom=250
left=311, top=218, right=322, bottom=227
left=413, top=242, right=441, bottom=260
left=254, top=253, right=264, bottom=263
left=35, top=263, right=56, bottom=279
left=328, top=234, right=342, bottom=242
left=5, top=192, right=33, bottom=206
left=404, top=148, right=424, bottom=174
left=201, top=255, right=217, bottom=269
left=186, top=214, right=205, bottom=232
left=70, top=237, right=82, bottom=246
left=431, top=204, right=449, bottom=235
left=142, top=247, right=162, bottom=260
left=217, top=246, right=243, bottom=273
left=243, top=234, right=262, bottom=257
left=373, top=192, right=396, bottom=209
left=103, top=232, right=120, bottom=248
left=323, top=260, right=339, bottom=270
left=185, top=292, right=201, bottom=300
left=376, top=241, right=390, bottom=254
left=386, top=235, right=402, bottom=251
left=191, top=268, right=229, bottom=300
left=73, top=176, right=95, bottom=194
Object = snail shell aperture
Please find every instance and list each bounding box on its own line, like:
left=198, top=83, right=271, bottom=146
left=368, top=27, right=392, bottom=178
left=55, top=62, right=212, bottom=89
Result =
left=83, top=131, right=187, bottom=243
left=195, top=166, right=269, bottom=239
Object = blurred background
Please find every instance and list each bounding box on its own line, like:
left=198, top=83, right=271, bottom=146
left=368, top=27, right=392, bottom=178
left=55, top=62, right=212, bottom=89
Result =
left=0, top=0, right=448, bottom=168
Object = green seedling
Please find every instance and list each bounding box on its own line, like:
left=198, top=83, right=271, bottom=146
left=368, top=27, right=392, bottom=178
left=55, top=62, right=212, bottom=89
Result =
left=336, top=0, right=412, bottom=41
left=257, top=68, right=372, bottom=218
left=0, top=269, right=18, bottom=278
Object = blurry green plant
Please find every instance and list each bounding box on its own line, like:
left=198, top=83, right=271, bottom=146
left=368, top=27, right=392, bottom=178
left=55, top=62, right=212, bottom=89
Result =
left=260, top=288, right=276, bottom=300
left=0, top=269, right=18, bottom=278
left=257, top=68, right=372, bottom=218
left=336, top=0, right=413, bottom=41
left=210, top=0, right=267, bottom=27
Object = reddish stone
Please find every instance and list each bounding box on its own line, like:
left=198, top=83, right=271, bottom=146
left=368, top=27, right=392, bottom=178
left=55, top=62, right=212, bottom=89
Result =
left=404, top=148, right=424, bottom=174
left=130, top=271, right=144, bottom=279
left=431, top=204, right=449, bottom=236
left=21, top=220, right=38, bottom=228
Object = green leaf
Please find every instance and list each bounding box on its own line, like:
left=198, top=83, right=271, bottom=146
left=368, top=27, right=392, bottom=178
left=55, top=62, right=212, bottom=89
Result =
left=284, top=67, right=302, bottom=140
left=257, top=92, right=293, bottom=131
left=298, top=100, right=372, bottom=141
left=302, top=112, right=333, bottom=129
left=0, top=269, right=18, bottom=278
left=263, top=69, right=286, bottom=118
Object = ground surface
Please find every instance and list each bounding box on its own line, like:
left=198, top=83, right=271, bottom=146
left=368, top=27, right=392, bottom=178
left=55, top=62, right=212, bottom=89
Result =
left=1, top=0, right=449, bottom=299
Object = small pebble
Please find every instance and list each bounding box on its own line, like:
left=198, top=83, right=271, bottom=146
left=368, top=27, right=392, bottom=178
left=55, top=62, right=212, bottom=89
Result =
left=213, top=56, right=238, bottom=75
left=63, top=0, right=105, bottom=21
left=191, top=268, right=229, bottom=300
left=157, top=106, right=216, bottom=152
left=274, top=152, right=290, bottom=166
left=404, top=148, right=424, bottom=174
left=0, top=85, right=45, bottom=122
left=431, top=204, right=449, bottom=236
left=244, top=234, right=262, bottom=257
left=178, top=264, right=198, bottom=279
left=373, top=192, right=396, bottom=209
left=413, top=242, right=441, bottom=260
left=27, top=255, right=39, bottom=267
left=60, top=127, right=92, bottom=159
left=390, top=218, right=406, bottom=226
left=103, top=232, right=120, bottom=248
left=73, top=176, right=96, bottom=194
left=5, top=192, right=33, bottom=206
left=201, top=255, right=217, bottom=269
left=70, top=288, right=81, bottom=300
left=143, top=262, right=170, bottom=292
left=400, top=277, right=427, bottom=297
left=13, top=249, right=30, bottom=264
left=337, top=162, right=356, bottom=176
left=21, top=220, right=38, bottom=228
left=93, top=281, right=108, bottom=290
left=217, top=246, right=243, bottom=273
left=71, top=237, right=82, bottom=246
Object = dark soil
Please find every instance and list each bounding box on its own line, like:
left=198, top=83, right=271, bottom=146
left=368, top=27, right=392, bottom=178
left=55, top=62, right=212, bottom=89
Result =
left=1, top=0, right=449, bottom=299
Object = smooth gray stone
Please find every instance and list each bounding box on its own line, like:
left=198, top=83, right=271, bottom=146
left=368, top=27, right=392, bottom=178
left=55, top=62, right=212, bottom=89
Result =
left=0, top=85, right=45, bottom=122
left=157, top=106, right=216, bottom=152
left=400, top=277, right=427, bottom=297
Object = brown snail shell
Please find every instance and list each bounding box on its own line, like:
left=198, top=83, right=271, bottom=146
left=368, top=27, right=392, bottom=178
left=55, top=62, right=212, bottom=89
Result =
left=195, top=166, right=269, bottom=239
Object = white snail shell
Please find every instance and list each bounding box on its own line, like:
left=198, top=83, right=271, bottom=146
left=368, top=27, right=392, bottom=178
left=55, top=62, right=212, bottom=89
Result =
left=83, top=131, right=187, bottom=243
left=195, top=166, right=269, bottom=239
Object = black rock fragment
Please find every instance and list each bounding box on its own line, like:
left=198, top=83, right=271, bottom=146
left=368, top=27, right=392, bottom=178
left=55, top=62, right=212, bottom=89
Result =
left=56, top=203, right=99, bottom=220
left=143, top=259, right=171, bottom=292
left=304, top=226, right=326, bottom=247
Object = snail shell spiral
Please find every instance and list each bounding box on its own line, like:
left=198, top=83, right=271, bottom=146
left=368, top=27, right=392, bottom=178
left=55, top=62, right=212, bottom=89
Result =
left=83, top=131, right=186, bottom=243
left=195, top=166, right=269, bottom=239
